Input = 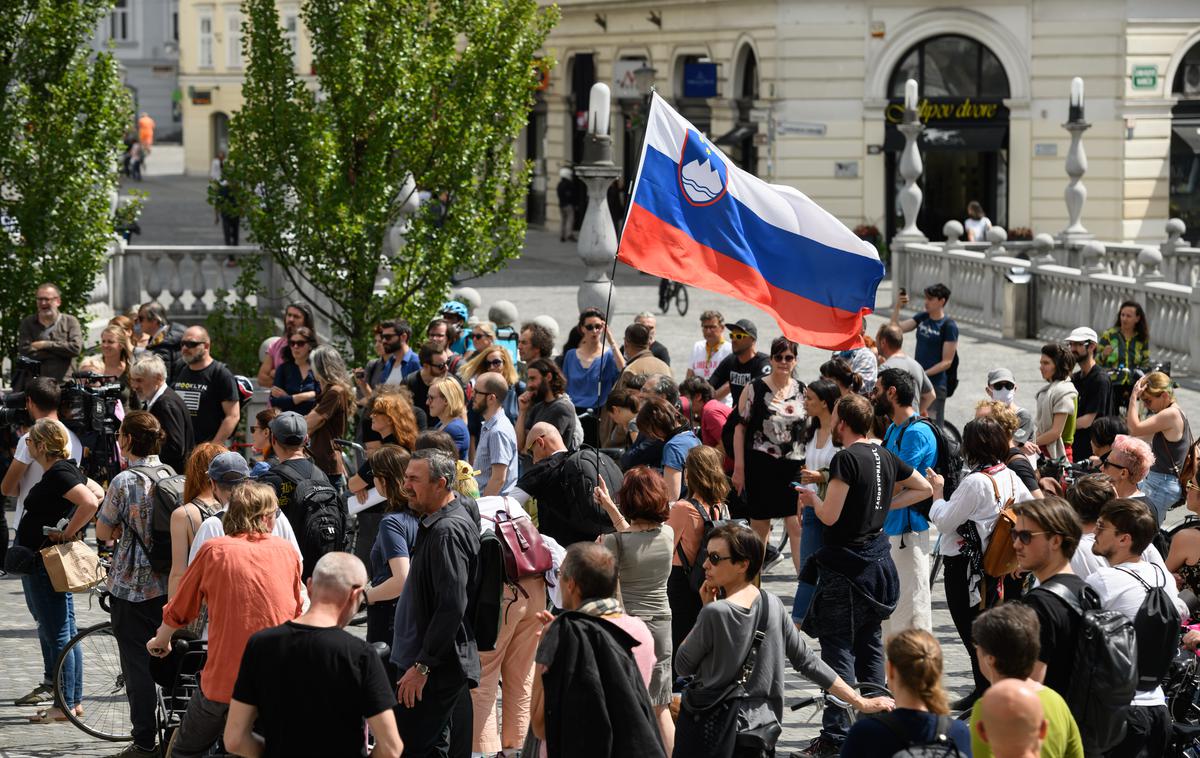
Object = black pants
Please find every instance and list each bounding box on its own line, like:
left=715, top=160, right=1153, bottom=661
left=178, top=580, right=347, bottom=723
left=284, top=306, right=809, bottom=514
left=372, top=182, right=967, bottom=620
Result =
left=1106, top=704, right=1169, bottom=758
left=367, top=600, right=399, bottom=682
left=221, top=214, right=239, bottom=245
left=111, top=594, right=168, bottom=748
left=942, top=555, right=996, bottom=697
left=667, top=565, right=701, bottom=680
left=394, top=668, right=470, bottom=757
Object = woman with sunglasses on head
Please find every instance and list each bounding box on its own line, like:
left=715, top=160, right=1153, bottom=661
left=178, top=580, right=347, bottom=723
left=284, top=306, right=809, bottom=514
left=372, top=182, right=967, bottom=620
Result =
left=562, top=308, right=625, bottom=421
left=927, top=416, right=1033, bottom=711
left=675, top=523, right=893, bottom=756
left=733, top=337, right=806, bottom=575
left=1127, top=371, right=1192, bottom=525
left=269, top=326, right=319, bottom=414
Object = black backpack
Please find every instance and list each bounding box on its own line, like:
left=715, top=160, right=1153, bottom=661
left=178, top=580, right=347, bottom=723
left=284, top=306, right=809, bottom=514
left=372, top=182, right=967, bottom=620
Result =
left=893, top=417, right=964, bottom=514
left=127, top=463, right=187, bottom=575
left=471, top=528, right=506, bottom=652
left=1033, top=578, right=1138, bottom=753
left=1114, top=564, right=1182, bottom=689
left=272, top=464, right=345, bottom=580
left=945, top=349, right=960, bottom=398
left=871, top=712, right=962, bottom=757
left=674, top=499, right=723, bottom=593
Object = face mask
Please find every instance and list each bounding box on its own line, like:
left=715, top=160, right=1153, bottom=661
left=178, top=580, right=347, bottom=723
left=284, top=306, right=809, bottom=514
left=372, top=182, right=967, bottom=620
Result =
left=991, top=388, right=1015, bottom=405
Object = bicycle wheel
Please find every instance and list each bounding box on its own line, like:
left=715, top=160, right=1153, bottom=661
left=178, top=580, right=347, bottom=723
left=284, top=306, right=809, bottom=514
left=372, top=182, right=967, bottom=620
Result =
left=55, top=621, right=134, bottom=742
left=658, top=279, right=672, bottom=313
left=675, top=284, right=689, bottom=316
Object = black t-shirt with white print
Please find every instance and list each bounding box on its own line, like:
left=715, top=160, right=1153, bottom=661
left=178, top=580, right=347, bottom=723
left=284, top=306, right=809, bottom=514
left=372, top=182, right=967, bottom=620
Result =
left=825, top=442, right=914, bottom=548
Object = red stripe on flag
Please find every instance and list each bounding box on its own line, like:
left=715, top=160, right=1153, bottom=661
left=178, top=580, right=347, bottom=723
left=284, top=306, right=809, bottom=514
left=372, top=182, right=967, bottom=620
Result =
left=619, top=203, right=869, bottom=350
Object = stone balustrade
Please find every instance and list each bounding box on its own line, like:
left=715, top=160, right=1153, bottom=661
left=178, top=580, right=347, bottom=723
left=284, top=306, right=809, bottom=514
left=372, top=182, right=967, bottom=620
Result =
left=112, top=244, right=276, bottom=317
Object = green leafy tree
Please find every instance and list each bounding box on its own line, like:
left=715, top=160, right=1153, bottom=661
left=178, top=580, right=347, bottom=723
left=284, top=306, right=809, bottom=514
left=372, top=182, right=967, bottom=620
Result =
left=227, top=0, right=557, bottom=363
left=0, top=0, right=130, bottom=369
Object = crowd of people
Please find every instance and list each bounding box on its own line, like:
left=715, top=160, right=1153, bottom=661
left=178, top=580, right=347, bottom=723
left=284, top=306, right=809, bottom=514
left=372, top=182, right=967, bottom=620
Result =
left=3, top=279, right=1199, bottom=758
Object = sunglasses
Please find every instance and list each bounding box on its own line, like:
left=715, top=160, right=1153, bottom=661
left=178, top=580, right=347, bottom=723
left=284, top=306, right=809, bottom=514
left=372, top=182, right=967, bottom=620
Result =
left=485, top=358, right=504, bottom=367
left=583, top=323, right=605, bottom=332
left=181, top=340, right=206, bottom=348
left=772, top=353, right=796, bottom=362
left=1011, top=530, right=1050, bottom=545
left=1101, top=460, right=1127, bottom=472
left=728, top=331, right=750, bottom=340
left=289, top=340, right=309, bottom=347
left=471, top=333, right=490, bottom=341
left=991, top=382, right=1015, bottom=391
left=704, top=552, right=737, bottom=565
left=427, top=361, right=448, bottom=370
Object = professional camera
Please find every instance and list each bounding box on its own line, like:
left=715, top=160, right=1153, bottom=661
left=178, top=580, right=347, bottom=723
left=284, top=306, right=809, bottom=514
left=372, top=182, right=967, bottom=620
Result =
left=0, top=391, right=32, bottom=428
left=60, top=373, right=124, bottom=483
left=1037, top=456, right=1101, bottom=489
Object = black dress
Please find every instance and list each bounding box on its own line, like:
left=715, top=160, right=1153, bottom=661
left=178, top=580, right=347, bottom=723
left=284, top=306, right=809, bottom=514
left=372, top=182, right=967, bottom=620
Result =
left=743, top=377, right=806, bottom=520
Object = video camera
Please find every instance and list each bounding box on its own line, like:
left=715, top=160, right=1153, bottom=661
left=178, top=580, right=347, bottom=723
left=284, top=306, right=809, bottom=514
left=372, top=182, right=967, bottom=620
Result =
left=1037, top=456, right=1101, bottom=489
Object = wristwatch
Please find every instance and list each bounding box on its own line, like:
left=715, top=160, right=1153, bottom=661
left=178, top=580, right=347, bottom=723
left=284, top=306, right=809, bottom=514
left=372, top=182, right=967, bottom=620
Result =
left=414, top=662, right=431, bottom=677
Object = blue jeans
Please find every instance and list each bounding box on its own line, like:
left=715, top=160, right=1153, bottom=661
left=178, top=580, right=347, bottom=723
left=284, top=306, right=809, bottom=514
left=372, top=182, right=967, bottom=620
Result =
left=1142, top=470, right=1183, bottom=526
left=21, top=575, right=52, bottom=685
left=819, top=618, right=885, bottom=743
left=23, top=566, right=81, bottom=708
left=791, top=506, right=825, bottom=623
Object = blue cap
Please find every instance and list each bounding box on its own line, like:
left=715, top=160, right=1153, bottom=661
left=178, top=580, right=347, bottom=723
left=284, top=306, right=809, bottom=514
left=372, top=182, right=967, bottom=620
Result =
left=207, top=452, right=250, bottom=484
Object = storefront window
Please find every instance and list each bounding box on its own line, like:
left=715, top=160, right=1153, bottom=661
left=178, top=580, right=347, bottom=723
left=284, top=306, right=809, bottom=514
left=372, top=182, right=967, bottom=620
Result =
left=888, top=35, right=1010, bottom=99
left=1171, top=43, right=1200, bottom=245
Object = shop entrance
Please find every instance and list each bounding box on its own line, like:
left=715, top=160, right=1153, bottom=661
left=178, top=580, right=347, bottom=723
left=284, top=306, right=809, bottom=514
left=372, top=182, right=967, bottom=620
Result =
left=1171, top=42, right=1200, bottom=245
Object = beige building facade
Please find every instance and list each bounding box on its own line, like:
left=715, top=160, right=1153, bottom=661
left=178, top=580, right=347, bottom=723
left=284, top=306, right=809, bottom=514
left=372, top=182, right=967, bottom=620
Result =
left=540, top=0, right=1200, bottom=244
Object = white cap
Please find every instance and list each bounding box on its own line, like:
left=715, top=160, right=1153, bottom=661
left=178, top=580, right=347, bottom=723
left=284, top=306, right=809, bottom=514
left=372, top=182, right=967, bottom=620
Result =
left=1066, top=327, right=1098, bottom=344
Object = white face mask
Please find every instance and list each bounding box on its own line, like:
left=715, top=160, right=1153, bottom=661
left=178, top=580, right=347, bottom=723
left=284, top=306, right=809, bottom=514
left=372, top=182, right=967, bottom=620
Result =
left=991, top=387, right=1015, bottom=405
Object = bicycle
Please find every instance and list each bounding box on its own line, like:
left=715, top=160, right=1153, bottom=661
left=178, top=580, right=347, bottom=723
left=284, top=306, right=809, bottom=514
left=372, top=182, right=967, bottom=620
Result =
left=54, top=589, right=135, bottom=742
left=658, top=278, right=689, bottom=316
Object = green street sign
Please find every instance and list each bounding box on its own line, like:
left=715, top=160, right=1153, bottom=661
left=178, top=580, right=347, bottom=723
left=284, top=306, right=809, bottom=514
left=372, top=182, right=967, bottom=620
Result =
left=1132, top=65, right=1157, bottom=89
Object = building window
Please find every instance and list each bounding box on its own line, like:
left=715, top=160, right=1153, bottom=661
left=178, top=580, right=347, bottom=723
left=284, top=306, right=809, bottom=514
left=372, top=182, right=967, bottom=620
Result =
left=887, top=34, right=1010, bottom=99
left=283, top=12, right=299, bottom=72
left=198, top=13, right=213, bottom=68
left=109, top=0, right=130, bottom=42
left=170, top=3, right=178, bottom=42
left=226, top=10, right=243, bottom=69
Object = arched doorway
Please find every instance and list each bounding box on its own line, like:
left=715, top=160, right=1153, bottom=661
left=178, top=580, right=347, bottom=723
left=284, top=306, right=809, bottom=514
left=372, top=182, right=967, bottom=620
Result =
left=716, top=44, right=759, bottom=175
left=1171, top=41, right=1200, bottom=245
left=884, top=34, right=1011, bottom=241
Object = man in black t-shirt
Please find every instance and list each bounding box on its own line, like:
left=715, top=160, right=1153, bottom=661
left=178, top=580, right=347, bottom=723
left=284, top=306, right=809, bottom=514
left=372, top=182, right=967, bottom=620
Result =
left=1016, top=496, right=1086, bottom=699
left=225, top=552, right=401, bottom=758
left=795, top=394, right=931, bottom=755
left=257, top=412, right=331, bottom=528
left=1067, top=327, right=1114, bottom=461
left=708, top=318, right=770, bottom=407
left=169, top=325, right=240, bottom=444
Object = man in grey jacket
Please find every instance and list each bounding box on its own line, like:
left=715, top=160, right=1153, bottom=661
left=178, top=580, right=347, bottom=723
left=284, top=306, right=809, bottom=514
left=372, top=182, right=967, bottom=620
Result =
left=17, top=283, right=82, bottom=384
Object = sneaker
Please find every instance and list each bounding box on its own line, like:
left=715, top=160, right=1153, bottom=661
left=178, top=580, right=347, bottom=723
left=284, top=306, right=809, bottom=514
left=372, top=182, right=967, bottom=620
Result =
left=761, top=543, right=784, bottom=575
left=110, top=743, right=159, bottom=758
left=792, top=734, right=841, bottom=758
left=14, top=683, right=54, bottom=706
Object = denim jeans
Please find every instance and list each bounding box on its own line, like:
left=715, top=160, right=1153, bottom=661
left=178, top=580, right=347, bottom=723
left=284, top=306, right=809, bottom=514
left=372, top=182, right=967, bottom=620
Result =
left=1142, top=470, right=1183, bottom=526
left=818, top=618, right=885, bottom=742
left=23, top=565, right=81, bottom=708
left=21, top=575, right=52, bottom=685
left=791, top=506, right=825, bottom=623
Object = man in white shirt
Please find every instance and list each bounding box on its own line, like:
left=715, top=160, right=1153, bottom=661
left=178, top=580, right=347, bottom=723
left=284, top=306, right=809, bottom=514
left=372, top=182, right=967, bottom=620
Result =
left=1, top=377, right=82, bottom=706
left=685, top=310, right=732, bottom=387
left=1085, top=498, right=1183, bottom=757
left=1065, top=473, right=1169, bottom=579
left=188, top=453, right=303, bottom=566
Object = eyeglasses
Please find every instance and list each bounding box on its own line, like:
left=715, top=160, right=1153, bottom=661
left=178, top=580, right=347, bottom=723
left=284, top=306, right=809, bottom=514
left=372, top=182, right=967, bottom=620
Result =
left=728, top=331, right=750, bottom=340
left=772, top=353, right=796, bottom=363
left=990, top=382, right=1015, bottom=391
left=583, top=323, right=605, bottom=332
left=485, top=358, right=504, bottom=367
left=427, top=361, right=448, bottom=370
left=704, top=552, right=736, bottom=565
left=181, top=340, right=206, bottom=348
left=1011, top=530, right=1050, bottom=545
left=380, top=333, right=399, bottom=341
left=471, top=333, right=490, bottom=341
left=525, top=435, right=544, bottom=454
left=288, top=340, right=309, bottom=347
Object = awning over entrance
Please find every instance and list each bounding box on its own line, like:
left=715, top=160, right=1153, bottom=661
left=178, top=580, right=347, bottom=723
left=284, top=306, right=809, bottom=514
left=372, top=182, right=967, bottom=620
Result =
left=884, top=125, right=1008, bottom=152
left=1173, top=122, right=1200, bottom=154
left=715, top=122, right=757, bottom=146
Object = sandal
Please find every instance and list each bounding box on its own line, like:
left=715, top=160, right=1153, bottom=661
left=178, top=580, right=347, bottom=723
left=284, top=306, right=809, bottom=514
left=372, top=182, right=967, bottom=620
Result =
left=28, top=707, right=71, bottom=724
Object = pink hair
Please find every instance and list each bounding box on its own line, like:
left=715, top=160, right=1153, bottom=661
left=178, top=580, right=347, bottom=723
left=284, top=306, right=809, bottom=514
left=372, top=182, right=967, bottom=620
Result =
left=1111, top=434, right=1155, bottom=482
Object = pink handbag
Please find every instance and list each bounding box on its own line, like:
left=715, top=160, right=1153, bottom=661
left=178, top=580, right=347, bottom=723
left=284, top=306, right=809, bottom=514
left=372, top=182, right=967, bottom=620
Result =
left=485, top=505, right=552, bottom=591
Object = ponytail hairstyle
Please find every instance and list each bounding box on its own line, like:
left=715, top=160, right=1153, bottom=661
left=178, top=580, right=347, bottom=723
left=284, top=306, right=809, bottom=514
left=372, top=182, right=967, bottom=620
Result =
left=820, top=357, right=864, bottom=395
left=885, top=629, right=949, bottom=715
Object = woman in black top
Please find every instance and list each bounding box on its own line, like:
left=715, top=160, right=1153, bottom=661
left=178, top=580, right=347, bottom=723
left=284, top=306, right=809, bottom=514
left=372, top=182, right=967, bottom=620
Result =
left=18, top=418, right=99, bottom=724
left=269, top=326, right=319, bottom=414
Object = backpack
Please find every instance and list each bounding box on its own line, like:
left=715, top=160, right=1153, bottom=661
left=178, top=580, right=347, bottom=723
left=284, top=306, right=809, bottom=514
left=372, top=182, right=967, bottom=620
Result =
left=979, top=470, right=1019, bottom=578
left=127, top=463, right=187, bottom=575
left=272, top=464, right=345, bottom=579
left=470, top=528, right=506, bottom=652
left=1152, top=516, right=1200, bottom=566
left=674, top=499, right=723, bottom=593
left=870, top=711, right=962, bottom=757
left=945, top=349, right=960, bottom=398
left=1114, top=564, right=1182, bottom=690
left=483, top=503, right=553, bottom=595
left=894, top=416, right=964, bottom=509
left=1033, top=579, right=1138, bottom=753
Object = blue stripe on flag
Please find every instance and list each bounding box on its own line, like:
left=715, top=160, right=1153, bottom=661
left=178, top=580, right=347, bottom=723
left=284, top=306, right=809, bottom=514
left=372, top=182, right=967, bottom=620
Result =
left=631, top=146, right=884, bottom=314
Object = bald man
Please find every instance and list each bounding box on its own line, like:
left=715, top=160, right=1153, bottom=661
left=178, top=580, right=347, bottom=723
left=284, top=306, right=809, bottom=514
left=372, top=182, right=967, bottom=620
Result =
left=977, top=679, right=1046, bottom=758
left=473, top=372, right=518, bottom=496
left=513, top=422, right=620, bottom=545
left=170, top=324, right=241, bottom=444
left=225, top=553, right=402, bottom=758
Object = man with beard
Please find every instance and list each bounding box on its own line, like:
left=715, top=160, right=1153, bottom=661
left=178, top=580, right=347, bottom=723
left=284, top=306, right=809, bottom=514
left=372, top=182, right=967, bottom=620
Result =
left=516, top=358, right=580, bottom=451
left=17, top=283, right=83, bottom=384
left=472, top=372, right=518, bottom=496
left=170, top=325, right=241, bottom=445
left=1066, top=327, right=1114, bottom=461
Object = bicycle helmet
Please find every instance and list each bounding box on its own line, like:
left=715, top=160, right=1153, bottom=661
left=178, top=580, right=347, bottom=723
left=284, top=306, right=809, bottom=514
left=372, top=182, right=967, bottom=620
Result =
left=440, top=301, right=468, bottom=321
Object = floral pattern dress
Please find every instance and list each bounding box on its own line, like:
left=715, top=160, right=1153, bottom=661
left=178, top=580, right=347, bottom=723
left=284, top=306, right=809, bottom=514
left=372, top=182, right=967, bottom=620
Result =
left=744, top=377, right=807, bottom=520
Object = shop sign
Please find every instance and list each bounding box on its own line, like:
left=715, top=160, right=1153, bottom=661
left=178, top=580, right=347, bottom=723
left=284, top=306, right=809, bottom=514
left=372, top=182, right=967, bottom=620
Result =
left=684, top=63, right=717, bottom=98
left=1034, top=143, right=1058, bottom=157
left=885, top=97, right=1006, bottom=125
left=191, top=89, right=211, bottom=106
left=613, top=59, right=646, bottom=100
left=1131, top=65, right=1157, bottom=89
left=778, top=121, right=826, bottom=136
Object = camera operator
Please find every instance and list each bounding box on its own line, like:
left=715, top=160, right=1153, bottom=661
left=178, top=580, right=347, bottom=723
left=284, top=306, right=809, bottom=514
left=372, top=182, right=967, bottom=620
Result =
left=131, top=354, right=194, bottom=473
left=17, top=284, right=83, bottom=384
left=2, top=378, right=85, bottom=708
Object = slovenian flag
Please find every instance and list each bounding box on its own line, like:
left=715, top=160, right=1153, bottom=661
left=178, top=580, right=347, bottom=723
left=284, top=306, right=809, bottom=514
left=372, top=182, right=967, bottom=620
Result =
left=619, top=93, right=885, bottom=350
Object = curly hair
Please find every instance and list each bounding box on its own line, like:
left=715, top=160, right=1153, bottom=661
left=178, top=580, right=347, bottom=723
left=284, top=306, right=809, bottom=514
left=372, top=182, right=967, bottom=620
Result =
left=371, top=393, right=419, bottom=450
left=975, top=400, right=1020, bottom=440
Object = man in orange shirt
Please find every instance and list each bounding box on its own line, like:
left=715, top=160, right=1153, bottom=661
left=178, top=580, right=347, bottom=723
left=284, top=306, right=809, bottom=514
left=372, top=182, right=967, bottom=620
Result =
left=137, top=112, right=155, bottom=150
left=147, top=481, right=303, bottom=758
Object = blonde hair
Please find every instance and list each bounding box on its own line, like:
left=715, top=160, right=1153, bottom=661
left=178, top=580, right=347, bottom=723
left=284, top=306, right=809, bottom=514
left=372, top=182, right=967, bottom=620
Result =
left=221, top=482, right=278, bottom=536
left=886, top=629, right=950, bottom=715
left=430, top=377, right=467, bottom=420
left=28, top=418, right=71, bottom=461
left=454, top=459, right=480, bottom=498
left=1143, top=371, right=1174, bottom=399
left=460, top=347, right=518, bottom=384
left=975, top=399, right=1020, bottom=441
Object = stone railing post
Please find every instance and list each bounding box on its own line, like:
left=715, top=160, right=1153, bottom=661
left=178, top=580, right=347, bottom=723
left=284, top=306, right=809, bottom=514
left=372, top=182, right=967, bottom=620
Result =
left=942, top=220, right=964, bottom=251
left=1079, top=241, right=1106, bottom=326
left=1030, top=233, right=1057, bottom=267
left=574, top=126, right=621, bottom=315
left=1137, top=246, right=1164, bottom=284
left=986, top=226, right=1008, bottom=257
left=1164, top=218, right=1186, bottom=282
left=1191, top=283, right=1200, bottom=376
left=894, top=79, right=927, bottom=245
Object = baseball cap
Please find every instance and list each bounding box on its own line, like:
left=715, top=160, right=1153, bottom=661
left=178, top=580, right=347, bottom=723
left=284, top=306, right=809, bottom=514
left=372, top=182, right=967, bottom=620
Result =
left=1066, top=326, right=1099, bottom=344
left=727, top=319, right=758, bottom=340
left=208, top=452, right=250, bottom=484
left=269, top=411, right=308, bottom=446
left=440, top=301, right=468, bottom=321
left=987, top=368, right=1015, bottom=386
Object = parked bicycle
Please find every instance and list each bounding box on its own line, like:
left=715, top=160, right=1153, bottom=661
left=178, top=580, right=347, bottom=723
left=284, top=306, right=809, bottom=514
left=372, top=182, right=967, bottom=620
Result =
left=658, top=278, right=689, bottom=316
